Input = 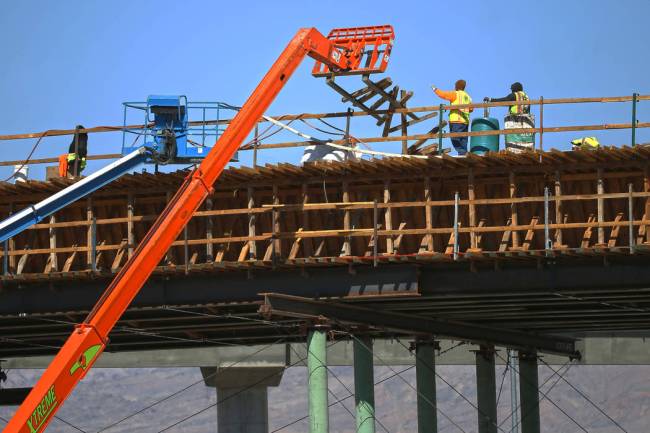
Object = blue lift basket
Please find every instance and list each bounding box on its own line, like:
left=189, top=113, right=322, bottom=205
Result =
left=121, top=95, right=240, bottom=164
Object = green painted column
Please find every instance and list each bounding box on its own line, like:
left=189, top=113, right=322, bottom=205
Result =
left=308, top=326, right=329, bottom=433
left=353, top=336, right=376, bottom=433
left=415, top=340, right=438, bottom=433
left=519, top=352, right=540, bottom=433
left=475, top=345, right=497, bottom=433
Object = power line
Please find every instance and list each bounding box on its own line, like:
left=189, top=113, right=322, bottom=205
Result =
left=496, top=359, right=572, bottom=430
left=494, top=352, right=588, bottom=433
left=538, top=357, right=628, bottom=433
left=389, top=337, right=504, bottom=433
left=270, top=365, right=416, bottom=433
left=154, top=340, right=344, bottom=433
left=270, top=341, right=468, bottom=433
left=96, top=337, right=287, bottom=433
left=344, top=332, right=470, bottom=433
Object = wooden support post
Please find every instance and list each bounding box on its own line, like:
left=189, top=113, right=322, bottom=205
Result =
left=248, top=187, right=257, bottom=260
left=522, top=217, right=539, bottom=251
left=581, top=215, right=596, bottom=248
left=554, top=171, right=563, bottom=247
left=468, top=169, right=477, bottom=250
left=205, top=197, right=214, bottom=262
left=86, top=197, right=93, bottom=269
left=419, top=177, right=434, bottom=253
left=164, top=191, right=175, bottom=265
left=400, top=90, right=408, bottom=154
left=127, top=193, right=134, bottom=259
left=645, top=166, right=650, bottom=244
left=272, top=185, right=281, bottom=259
left=47, top=214, right=57, bottom=272
left=62, top=247, right=77, bottom=272
left=301, top=184, right=314, bottom=258
left=499, top=218, right=513, bottom=252
left=509, top=172, right=519, bottom=248
left=608, top=213, right=624, bottom=247
left=597, top=168, right=605, bottom=245
left=341, top=181, right=351, bottom=256
left=384, top=180, right=394, bottom=254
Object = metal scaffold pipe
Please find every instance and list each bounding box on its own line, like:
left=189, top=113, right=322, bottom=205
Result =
left=308, top=326, right=329, bottom=433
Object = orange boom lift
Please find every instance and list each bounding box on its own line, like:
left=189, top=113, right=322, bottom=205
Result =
left=4, top=25, right=394, bottom=433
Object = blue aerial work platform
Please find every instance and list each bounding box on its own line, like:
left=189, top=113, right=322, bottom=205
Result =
left=0, top=95, right=239, bottom=244
left=121, top=95, right=240, bottom=164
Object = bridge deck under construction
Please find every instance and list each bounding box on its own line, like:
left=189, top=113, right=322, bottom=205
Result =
left=2, top=145, right=650, bottom=358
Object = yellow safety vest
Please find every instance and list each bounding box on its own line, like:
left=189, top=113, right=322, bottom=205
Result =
left=510, top=91, right=530, bottom=115
left=571, top=137, right=600, bottom=150
left=449, top=90, right=472, bottom=124
left=67, top=153, right=87, bottom=170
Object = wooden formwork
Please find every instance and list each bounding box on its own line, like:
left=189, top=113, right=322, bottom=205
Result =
left=1, top=145, right=650, bottom=282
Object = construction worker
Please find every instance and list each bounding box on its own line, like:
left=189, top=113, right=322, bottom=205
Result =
left=432, top=80, right=473, bottom=155
left=66, top=125, right=88, bottom=177
left=484, top=82, right=535, bottom=153
left=571, top=136, right=600, bottom=150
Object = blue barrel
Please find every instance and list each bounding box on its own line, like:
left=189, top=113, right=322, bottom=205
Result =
left=470, top=117, right=500, bottom=154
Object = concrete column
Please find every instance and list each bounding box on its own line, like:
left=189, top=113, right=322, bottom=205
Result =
left=475, top=345, right=497, bottom=433
left=353, top=336, right=375, bottom=433
left=518, top=352, right=540, bottom=433
left=201, top=366, right=284, bottom=433
left=415, top=340, right=438, bottom=433
left=308, top=326, right=329, bottom=433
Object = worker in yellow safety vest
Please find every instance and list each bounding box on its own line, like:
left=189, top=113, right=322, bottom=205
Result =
left=484, top=82, right=530, bottom=114
left=65, top=125, right=88, bottom=177
left=432, top=79, right=473, bottom=155
left=571, top=136, right=600, bottom=150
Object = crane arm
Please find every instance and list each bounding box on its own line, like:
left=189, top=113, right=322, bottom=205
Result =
left=4, top=25, right=392, bottom=433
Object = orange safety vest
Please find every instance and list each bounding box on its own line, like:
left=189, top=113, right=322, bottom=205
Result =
left=58, top=154, right=68, bottom=177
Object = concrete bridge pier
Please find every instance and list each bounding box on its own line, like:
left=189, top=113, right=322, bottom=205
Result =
left=201, top=366, right=285, bottom=433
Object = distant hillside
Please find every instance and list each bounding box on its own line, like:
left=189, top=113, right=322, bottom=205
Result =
left=1, top=365, right=648, bottom=432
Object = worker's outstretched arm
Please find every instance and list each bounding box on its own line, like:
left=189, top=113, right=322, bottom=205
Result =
left=5, top=27, right=354, bottom=433
left=431, top=87, right=457, bottom=102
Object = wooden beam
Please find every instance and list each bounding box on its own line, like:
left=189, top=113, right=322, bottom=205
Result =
left=468, top=169, right=477, bottom=249
left=48, top=214, right=57, bottom=272
left=205, top=197, right=214, bottom=262
left=85, top=197, right=93, bottom=268
left=111, top=240, right=128, bottom=271
left=301, top=184, right=314, bottom=258
left=127, top=193, right=134, bottom=259
left=248, top=187, right=257, bottom=260
left=341, top=181, right=351, bottom=256
left=499, top=218, right=513, bottom=252
left=554, top=171, right=563, bottom=247
left=384, top=180, right=394, bottom=254
left=608, top=213, right=624, bottom=247
left=597, top=168, right=605, bottom=245
left=61, top=246, right=77, bottom=272
left=419, top=177, right=434, bottom=253
left=509, top=172, right=519, bottom=248
left=581, top=215, right=596, bottom=248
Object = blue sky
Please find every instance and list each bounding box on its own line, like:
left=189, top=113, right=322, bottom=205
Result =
left=1, top=0, right=649, bottom=180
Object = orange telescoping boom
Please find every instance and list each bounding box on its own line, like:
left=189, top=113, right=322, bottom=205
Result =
left=4, top=25, right=394, bottom=433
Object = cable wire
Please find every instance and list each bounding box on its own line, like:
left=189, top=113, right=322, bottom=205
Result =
left=538, top=357, right=628, bottom=433
left=493, top=352, right=588, bottom=433
left=95, top=337, right=287, bottom=433
left=3, top=131, right=48, bottom=182
left=496, top=359, right=572, bottom=431
left=154, top=340, right=343, bottom=433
